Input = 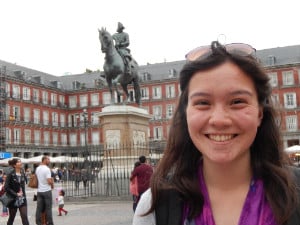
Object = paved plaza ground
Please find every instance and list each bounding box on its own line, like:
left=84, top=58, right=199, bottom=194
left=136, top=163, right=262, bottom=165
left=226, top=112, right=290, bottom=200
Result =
left=0, top=186, right=134, bottom=225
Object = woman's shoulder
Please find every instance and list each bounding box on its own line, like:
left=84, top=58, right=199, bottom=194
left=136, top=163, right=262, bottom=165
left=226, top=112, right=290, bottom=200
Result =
left=133, top=189, right=155, bottom=225
left=136, top=189, right=152, bottom=212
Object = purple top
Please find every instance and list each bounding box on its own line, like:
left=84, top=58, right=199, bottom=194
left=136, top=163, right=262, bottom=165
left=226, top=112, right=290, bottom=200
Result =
left=183, top=166, right=277, bottom=225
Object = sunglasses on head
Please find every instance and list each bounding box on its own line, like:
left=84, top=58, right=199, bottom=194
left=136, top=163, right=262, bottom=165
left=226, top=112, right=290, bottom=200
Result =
left=185, top=42, right=256, bottom=62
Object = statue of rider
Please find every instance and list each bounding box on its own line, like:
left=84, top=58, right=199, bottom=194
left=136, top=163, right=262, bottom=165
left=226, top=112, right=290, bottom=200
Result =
left=112, top=22, right=132, bottom=75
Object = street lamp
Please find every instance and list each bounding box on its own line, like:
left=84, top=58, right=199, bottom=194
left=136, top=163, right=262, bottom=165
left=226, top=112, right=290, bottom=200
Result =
left=82, top=108, right=92, bottom=196
left=82, top=109, right=89, bottom=160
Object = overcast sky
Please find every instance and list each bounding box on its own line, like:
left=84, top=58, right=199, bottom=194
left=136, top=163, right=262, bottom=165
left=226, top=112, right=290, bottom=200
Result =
left=0, top=0, right=299, bottom=76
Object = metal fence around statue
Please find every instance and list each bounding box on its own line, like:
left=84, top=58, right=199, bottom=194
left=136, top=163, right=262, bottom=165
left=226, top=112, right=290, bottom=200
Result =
left=54, top=142, right=164, bottom=198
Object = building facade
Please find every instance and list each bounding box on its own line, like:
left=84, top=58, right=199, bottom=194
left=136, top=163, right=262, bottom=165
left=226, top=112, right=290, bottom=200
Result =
left=0, top=44, right=300, bottom=158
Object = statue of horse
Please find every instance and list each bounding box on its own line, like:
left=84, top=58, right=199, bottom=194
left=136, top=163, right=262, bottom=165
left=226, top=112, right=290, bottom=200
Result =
left=98, top=27, right=141, bottom=105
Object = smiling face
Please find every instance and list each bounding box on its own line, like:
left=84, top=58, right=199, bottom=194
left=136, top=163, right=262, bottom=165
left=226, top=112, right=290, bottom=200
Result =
left=186, top=61, right=263, bottom=166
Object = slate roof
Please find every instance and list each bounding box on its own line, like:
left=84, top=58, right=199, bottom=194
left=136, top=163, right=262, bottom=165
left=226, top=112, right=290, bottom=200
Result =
left=1, top=44, right=300, bottom=91
left=256, top=45, right=300, bottom=66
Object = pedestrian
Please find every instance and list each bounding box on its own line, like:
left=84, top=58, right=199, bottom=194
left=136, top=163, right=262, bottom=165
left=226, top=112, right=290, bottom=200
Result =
left=0, top=173, right=8, bottom=217
left=130, top=155, right=153, bottom=212
left=130, top=161, right=141, bottom=211
left=35, top=155, right=54, bottom=225
left=133, top=41, right=300, bottom=225
left=56, top=189, right=68, bottom=216
left=5, top=158, right=30, bottom=225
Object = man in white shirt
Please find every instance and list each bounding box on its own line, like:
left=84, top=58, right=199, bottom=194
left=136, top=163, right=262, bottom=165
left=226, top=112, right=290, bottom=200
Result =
left=35, top=155, right=54, bottom=225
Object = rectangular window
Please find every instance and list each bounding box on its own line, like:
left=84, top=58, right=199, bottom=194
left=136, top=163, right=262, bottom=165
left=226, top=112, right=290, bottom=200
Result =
left=267, top=72, right=278, bottom=87
left=24, top=107, right=30, bottom=122
left=91, top=93, right=99, bottom=106
left=92, top=132, right=99, bottom=145
left=152, top=86, right=162, bottom=99
left=34, top=130, right=40, bottom=145
left=33, top=89, right=39, bottom=103
left=271, top=94, right=280, bottom=106
left=23, top=86, right=31, bottom=101
left=286, top=115, right=297, bottom=131
left=43, top=111, right=49, bottom=125
left=103, top=92, right=111, bottom=105
left=52, top=132, right=58, bottom=146
left=6, top=83, right=10, bottom=97
left=61, top=133, right=67, bottom=146
left=42, top=91, right=48, bottom=105
left=13, top=106, right=20, bottom=121
left=166, top=85, right=175, bottom=98
left=91, top=112, right=99, bottom=125
left=60, top=114, right=65, bottom=127
left=51, top=93, right=57, bottom=106
left=24, top=129, right=31, bottom=145
left=69, top=96, right=77, bottom=108
left=52, top=112, right=58, bottom=126
left=5, top=128, right=11, bottom=144
left=33, top=109, right=40, bottom=124
left=284, top=93, right=297, bottom=109
left=282, top=71, right=294, bottom=85
left=12, top=85, right=20, bottom=99
left=5, top=105, right=9, bottom=120
left=153, top=126, right=163, bottom=140
left=80, top=94, right=88, bottom=107
left=44, top=131, right=49, bottom=146
left=14, top=129, right=20, bottom=144
left=153, top=105, right=162, bottom=120
left=70, top=133, right=77, bottom=146
left=80, top=132, right=86, bottom=146
left=166, top=104, right=175, bottom=119
left=59, top=95, right=65, bottom=106
left=141, top=88, right=149, bottom=100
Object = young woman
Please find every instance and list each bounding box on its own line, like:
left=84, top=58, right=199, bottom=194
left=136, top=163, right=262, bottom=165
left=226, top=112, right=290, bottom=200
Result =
left=133, top=41, right=300, bottom=225
left=5, top=158, right=30, bottom=225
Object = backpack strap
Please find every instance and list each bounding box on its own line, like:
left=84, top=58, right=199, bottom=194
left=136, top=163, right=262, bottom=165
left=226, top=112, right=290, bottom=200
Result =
left=155, top=189, right=183, bottom=225
left=287, top=167, right=300, bottom=225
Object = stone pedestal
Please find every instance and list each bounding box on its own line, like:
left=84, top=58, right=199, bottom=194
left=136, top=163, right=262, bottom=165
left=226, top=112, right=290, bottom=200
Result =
left=95, top=105, right=152, bottom=176
left=97, top=105, right=152, bottom=156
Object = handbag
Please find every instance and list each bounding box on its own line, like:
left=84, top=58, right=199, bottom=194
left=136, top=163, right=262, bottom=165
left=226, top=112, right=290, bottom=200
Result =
left=28, top=174, right=38, bottom=188
left=129, top=176, right=139, bottom=196
left=0, top=193, right=15, bottom=207
left=14, top=196, right=25, bottom=207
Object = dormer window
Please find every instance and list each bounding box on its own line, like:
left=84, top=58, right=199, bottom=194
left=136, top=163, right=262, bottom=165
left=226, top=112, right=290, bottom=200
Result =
left=168, top=69, right=177, bottom=78
left=72, top=81, right=81, bottom=90
left=142, top=72, right=151, bottom=81
left=268, top=55, right=276, bottom=66
left=33, top=76, right=44, bottom=85
left=13, top=70, right=26, bottom=80
left=51, top=81, right=62, bottom=89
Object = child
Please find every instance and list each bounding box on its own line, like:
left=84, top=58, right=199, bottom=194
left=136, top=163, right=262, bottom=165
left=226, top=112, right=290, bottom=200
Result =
left=0, top=174, right=8, bottom=217
left=56, top=189, right=68, bottom=216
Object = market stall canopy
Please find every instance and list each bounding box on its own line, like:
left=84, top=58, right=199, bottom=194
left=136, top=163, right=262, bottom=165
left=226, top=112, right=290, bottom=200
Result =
left=285, top=145, right=300, bottom=154
left=0, top=157, right=30, bottom=166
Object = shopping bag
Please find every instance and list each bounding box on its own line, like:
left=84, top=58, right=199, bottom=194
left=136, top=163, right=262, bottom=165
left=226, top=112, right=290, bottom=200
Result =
left=28, top=174, right=38, bottom=188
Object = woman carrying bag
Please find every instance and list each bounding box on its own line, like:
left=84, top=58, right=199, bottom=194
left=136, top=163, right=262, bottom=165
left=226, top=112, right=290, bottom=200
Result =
left=5, top=158, right=30, bottom=225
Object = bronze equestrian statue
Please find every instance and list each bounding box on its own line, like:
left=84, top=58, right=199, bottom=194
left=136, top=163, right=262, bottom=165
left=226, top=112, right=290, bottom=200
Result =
left=98, top=23, right=141, bottom=106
